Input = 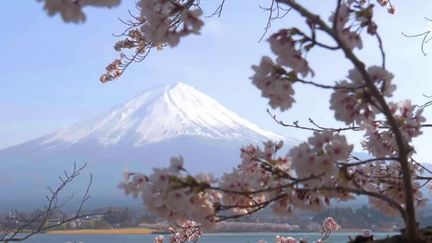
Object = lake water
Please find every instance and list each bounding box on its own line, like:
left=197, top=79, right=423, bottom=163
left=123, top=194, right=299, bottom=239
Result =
left=21, top=232, right=397, bottom=243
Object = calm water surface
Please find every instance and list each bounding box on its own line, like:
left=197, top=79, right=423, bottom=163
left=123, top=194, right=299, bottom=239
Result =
left=22, top=232, right=396, bottom=243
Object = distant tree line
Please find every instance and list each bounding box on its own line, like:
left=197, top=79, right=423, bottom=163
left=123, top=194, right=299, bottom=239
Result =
left=313, top=205, right=403, bottom=230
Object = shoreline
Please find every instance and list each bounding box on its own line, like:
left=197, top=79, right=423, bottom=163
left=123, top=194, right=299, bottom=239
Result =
left=46, top=228, right=398, bottom=235
left=47, top=228, right=154, bottom=235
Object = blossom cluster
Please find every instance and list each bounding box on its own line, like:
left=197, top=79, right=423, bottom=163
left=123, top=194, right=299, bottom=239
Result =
left=100, top=59, right=123, bottom=83
left=250, top=0, right=402, bottom=115
left=120, top=127, right=428, bottom=231
left=153, top=235, right=164, bottom=243
left=138, top=0, right=203, bottom=47
left=348, top=159, right=427, bottom=216
left=290, top=131, right=353, bottom=186
left=322, top=217, right=341, bottom=233
left=119, top=156, right=221, bottom=229
left=275, top=235, right=301, bottom=243
left=329, top=0, right=396, bottom=49
left=376, top=0, right=397, bottom=14
left=251, top=56, right=295, bottom=111
left=251, top=27, right=320, bottom=111
left=257, top=217, right=340, bottom=243
left=361, top=100, right=425, bottom=158
left=164, top=220, right=202, bottom=243
left=218, top=141, right=291, bottom=216
left=330, top=66, right=396, bottom=126
left=268, top=29, right=313, bottom=78
left=270, top=132, right=355, bottom=214
left=122, top=137, right=355, bottom=233
left=99, top=0, right=203, bottom=82
left=38, top=0, right=120, bottom=23
left=329, top=2, right=363, bottom=50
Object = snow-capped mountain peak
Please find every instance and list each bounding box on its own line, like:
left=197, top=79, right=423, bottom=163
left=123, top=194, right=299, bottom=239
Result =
left=0, top=83, right=294, bottom=206
left=39, top=82, right=284, bottom=147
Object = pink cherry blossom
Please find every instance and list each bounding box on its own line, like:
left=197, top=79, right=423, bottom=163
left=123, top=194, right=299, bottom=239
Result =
left=251, top=56, right=295, bottom=111
left=329, top=2, right=363, bottom=50
left=40, top=0, right=120, bottom=23
left=290, top=131, right=353, bottom=185
left=276, top=235, right=299, bottom=243
left=362, top=100, right=425, bottom=157
left=169, top=220, right=202, bottom=242
left=322, top=217, right=341, bottom=232
left=154, top=235, right=164, bottom=243
left=330, top=66, right=395, bottom=125
left=139, top=0, right=203, bottom=47
left=268, top=29, right=313, bottom=77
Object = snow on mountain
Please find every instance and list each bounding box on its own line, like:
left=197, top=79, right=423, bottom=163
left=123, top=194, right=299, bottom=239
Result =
left=38, top=82, right=285, bottom=148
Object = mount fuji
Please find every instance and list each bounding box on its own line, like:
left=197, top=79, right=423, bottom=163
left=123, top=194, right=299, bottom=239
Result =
left=38, top=82, right=284, bottom=147
left=0, top=82, right=296, bottom=209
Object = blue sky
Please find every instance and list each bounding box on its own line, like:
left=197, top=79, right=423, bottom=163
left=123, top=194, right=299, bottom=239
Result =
left=1, top=1, right=432, bottom=161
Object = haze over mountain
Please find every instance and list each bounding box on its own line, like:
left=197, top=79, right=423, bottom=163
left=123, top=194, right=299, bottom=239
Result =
left=0, top=82, right=295, bottom=209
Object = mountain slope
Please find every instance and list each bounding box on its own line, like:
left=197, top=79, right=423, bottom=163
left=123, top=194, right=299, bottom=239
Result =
left=36, top=82, right=285, bottom=148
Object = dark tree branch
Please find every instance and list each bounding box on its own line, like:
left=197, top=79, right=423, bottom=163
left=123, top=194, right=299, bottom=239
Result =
left=0, top=163, right=111, bottom=242
left=258, top=0, right=292, bottom=42
left=267, top=109, right=360, bottom=133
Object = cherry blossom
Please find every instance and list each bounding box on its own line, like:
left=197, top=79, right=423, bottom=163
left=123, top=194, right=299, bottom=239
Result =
left=347, top=158, right=428, bottom=216
left=272, top=218, right=340, bottom=242
left=139, top=0, right=203, bottom=47
left=389, top=100, right=425, bottom=140
left=375, top=0, right=397, bottom=14
left=118, top=171, right=147, bottom=198
left=276, top=235, right=299, bottom=243
left=268, top=29, right=313, bottom=77
left=119, top=156, right=221, bottom=229
left=219, top=141, right=291, bottom=215
left=361, top=100, right=425, bottom=158
left=377, top=0, right=389, bottom=6
left=322, top=217, right=341, bottom=232
left=153, top=235, right=164, bottom=243
left=168, top=220, right=202, bottom=242
left=39, top=0, right=120, bottom=23
left=100, top=59, right=123, bottom=83
left=251, top=56, right=295, bottom=111
left=340, top=30, right=363, bottom=50
left=330, top=66, right=396, bottom=125
left=329, top=2, right=363, bottom=50
left=290, top=131, right=353, bottom=185
left=387, top=5, right=396, bottom=14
